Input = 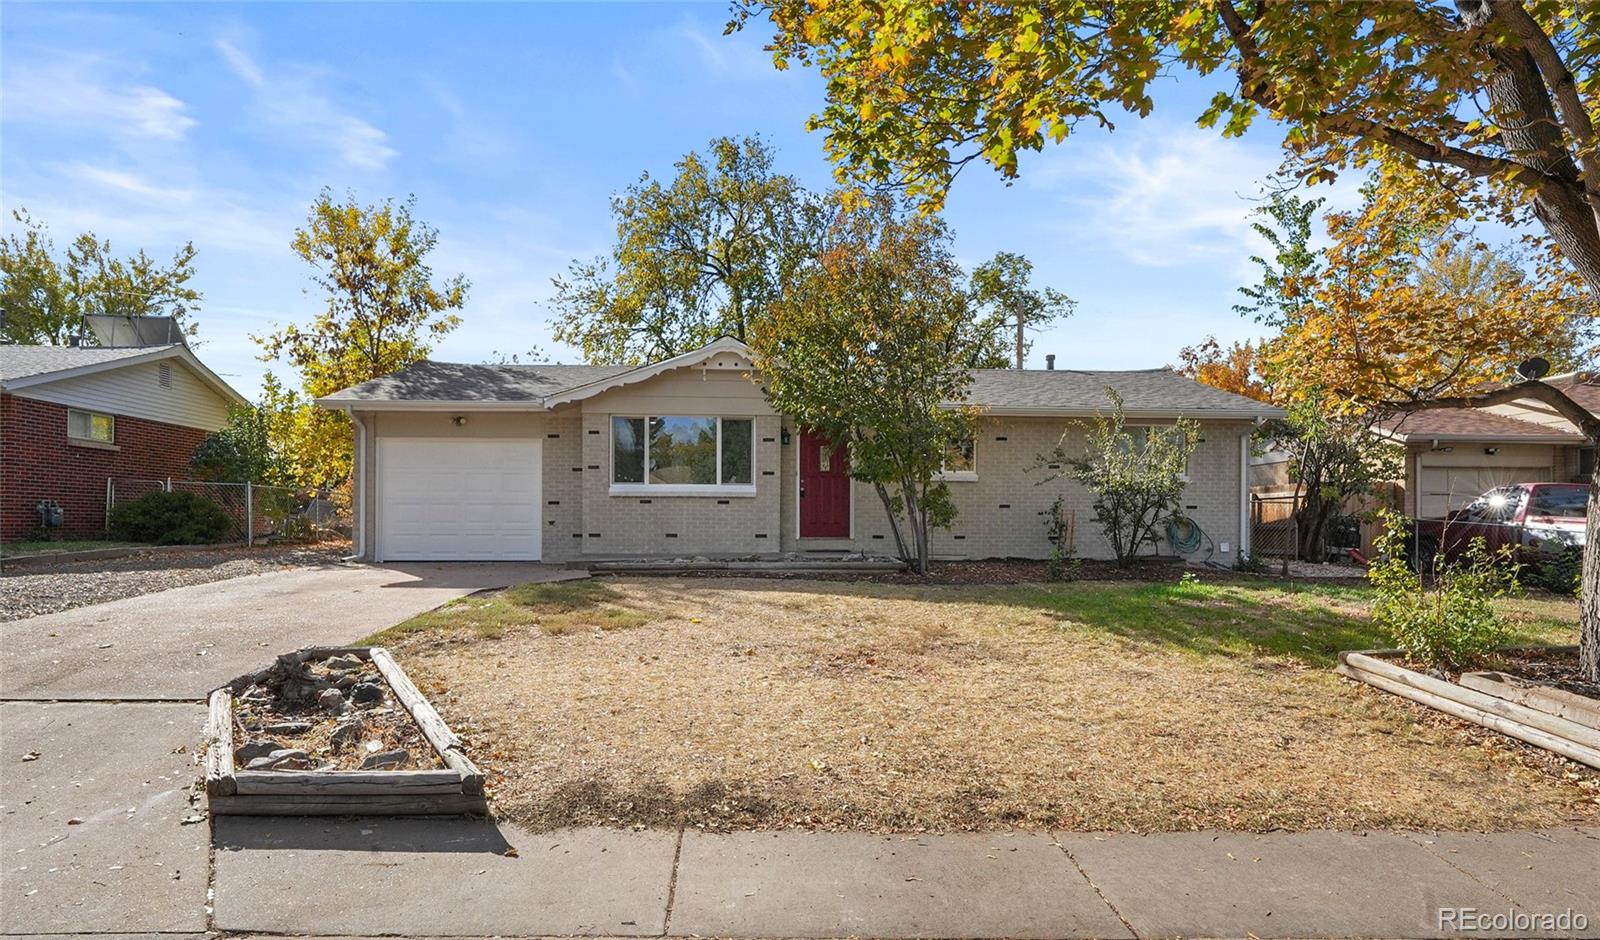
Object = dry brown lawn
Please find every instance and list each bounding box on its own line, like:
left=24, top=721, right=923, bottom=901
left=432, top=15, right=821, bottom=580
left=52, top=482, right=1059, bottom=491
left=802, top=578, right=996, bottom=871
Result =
left=379, top=576, right=1600, bottom=833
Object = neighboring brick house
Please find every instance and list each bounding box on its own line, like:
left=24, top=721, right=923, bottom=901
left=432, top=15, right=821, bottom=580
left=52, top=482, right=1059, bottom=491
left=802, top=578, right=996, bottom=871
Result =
left=0, top=344, right=247, bottom=541
left=317, top=337, right=1282, bottom=564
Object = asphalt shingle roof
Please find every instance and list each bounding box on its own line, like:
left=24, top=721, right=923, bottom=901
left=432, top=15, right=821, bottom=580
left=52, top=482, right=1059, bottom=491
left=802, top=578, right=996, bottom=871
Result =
left=1377, top=408, right=1585, bottom=442
left=964, top=368, right=1278, bottom=416
left=0, top=344, right=178, bottom=384
left=321, top=358, right=1279, bottom=417
left=322, top=361, right=635, bottom=403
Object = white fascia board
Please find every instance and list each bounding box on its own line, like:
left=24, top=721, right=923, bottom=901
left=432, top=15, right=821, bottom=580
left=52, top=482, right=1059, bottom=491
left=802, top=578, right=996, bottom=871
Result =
left=540, top=336, right=755, bottom=408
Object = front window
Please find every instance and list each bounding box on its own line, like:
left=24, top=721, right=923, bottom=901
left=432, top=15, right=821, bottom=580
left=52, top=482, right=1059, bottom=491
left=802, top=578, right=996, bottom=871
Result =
left=68, top=409, right=115, bottom=444
left=611, top=416, right=755, bottom=490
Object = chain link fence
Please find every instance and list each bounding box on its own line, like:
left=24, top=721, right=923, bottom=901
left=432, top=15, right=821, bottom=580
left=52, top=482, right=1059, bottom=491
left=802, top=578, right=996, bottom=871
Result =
left=106, top=478, right=343, bottom=545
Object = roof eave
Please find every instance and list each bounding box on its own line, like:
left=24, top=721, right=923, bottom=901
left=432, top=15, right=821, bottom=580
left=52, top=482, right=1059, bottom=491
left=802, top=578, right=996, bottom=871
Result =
left=977, top=405, right=1283, bottom=420
left=314, top=397, right=553, bottom=412
left=2, top=345, right=248, bottom=409
left=541, top=337, right=754, bottom=408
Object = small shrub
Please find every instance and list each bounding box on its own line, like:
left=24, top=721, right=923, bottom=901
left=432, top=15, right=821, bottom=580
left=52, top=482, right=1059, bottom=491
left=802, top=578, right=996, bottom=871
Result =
left=1232, top=551, right=1270, bottom=574
left=1042, top=495, right=1081, bottom=581
left=1368, top=510, right=1519, bottom=671
left=1525, top=548, right=1581, bottom=597
left=108, top=490, right=233, bottom=545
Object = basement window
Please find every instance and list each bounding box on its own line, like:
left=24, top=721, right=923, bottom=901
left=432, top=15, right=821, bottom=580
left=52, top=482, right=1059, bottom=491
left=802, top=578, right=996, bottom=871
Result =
left=68, top=409, right=115, bottom=444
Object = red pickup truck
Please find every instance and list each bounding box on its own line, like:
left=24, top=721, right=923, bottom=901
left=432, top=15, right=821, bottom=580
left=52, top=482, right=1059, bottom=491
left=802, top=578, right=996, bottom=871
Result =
left=1412, top=482, right=1587, bottom=569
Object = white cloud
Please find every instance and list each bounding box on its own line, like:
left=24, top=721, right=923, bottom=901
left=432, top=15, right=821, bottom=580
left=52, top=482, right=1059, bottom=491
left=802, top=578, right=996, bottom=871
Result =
left=214, top=38, right=397, bottom=171
left=1028, top=122, right=1363, bottom=271
left=667, top=18, right=785, bottom=81
left=2, top=54, right=196, bottom=141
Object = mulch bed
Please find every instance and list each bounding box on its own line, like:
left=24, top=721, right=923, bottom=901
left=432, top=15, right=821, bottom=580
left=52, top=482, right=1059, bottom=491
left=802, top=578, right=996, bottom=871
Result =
left=1486, top=647, right=1600, bottom=700
left=232, top=654, right=442, bottom=772
left=620, top=557, right=1285, bottom=585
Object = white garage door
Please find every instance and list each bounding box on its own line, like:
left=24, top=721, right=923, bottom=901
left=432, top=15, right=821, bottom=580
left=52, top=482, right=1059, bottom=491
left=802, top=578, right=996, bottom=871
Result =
left=1419, top=465, right=1548, bottom=519
left=377, top=438, right=542, bottom=561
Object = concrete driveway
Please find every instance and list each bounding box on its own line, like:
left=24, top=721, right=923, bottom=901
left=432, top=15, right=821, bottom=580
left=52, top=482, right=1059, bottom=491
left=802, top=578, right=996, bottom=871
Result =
left=0, top=560, right=583, bottom=938
left=1, top=561, right=584, bottom=700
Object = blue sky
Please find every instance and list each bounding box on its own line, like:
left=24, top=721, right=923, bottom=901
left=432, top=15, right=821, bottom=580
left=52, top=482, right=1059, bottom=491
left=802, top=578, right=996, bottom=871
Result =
left=1, top=2, right=1366, bottom=399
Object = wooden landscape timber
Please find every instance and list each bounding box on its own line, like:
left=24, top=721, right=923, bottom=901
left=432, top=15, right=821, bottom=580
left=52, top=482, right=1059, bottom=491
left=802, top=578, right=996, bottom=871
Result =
left=1337, top=649, right=1600, bottom=770
left=204, top=646, right=488, bottom=815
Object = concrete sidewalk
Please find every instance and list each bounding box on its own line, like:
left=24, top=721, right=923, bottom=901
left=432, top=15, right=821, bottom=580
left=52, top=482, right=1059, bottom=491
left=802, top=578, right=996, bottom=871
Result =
left=210, top=817, right=1600, bottom=939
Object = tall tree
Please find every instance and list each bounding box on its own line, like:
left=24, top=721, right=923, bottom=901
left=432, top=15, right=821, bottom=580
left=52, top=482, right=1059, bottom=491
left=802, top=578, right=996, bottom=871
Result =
left=743, top=2, right=1599, bottom=291
left=967, top=251, right=1074, bottom=368
left=750, top=197, right=980, bottom=574
left=551, top=135, right=825, bottom=364
left=255, top=190, right=468, bottom=486
left=0, top=209, right=200, bottom=345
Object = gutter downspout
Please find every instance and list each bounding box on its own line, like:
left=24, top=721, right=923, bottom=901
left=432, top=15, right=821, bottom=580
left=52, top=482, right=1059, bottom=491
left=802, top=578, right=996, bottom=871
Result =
left=346, top=408, right=368, bottom=562
left=1240, top=422, right=1255, bottom=559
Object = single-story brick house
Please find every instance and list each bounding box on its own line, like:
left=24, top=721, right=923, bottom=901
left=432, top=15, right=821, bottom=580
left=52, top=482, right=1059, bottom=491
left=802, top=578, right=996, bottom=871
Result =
left=318, top=338, right=1282, bottom=564
left=1375, top=373, right=1596, bottom=519
left=0, top=343, right=247, bottom=541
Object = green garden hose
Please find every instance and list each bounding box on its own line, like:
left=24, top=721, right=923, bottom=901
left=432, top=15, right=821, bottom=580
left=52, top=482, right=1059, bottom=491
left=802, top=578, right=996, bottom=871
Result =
left=1164, top=514, right=1206, bottom=556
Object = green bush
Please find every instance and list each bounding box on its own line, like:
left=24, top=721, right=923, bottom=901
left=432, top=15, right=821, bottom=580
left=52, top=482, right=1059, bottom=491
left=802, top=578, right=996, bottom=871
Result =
left=1525, top=548, right=1581, bottom=597
left=1368, top=510, right=1520, bottom=671
left=108, top=490, right=233, bottom=545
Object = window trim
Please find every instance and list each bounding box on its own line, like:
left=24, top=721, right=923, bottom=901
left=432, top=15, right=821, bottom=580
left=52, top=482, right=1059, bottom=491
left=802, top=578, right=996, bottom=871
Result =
left=609, top=414, right=758, bottom=496
left=1124, top=423, right=1191, bottom=482
left=67, top=408, right=116, bottom=446
left=935, top=434, right=979, bottom=482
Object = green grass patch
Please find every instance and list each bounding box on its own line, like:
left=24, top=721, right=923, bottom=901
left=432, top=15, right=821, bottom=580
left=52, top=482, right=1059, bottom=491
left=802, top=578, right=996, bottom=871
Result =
left=989, top=578, right=1577, bottom=666
left=367, top=579, right=651, bottom=644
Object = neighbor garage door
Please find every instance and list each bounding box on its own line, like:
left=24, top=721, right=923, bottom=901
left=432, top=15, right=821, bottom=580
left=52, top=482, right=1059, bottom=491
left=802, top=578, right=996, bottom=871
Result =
left=1418, top=465, right=1548, bottom=519
left=377, top=438, right=542, bottom=561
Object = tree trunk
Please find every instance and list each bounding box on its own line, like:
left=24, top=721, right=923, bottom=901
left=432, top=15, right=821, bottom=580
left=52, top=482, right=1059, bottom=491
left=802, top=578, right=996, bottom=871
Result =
left=1583, top=461, right=1600, bottom=682
left=872, top=482, right=912, bottom=567
left=1457, top=1, right=1600, bottom=294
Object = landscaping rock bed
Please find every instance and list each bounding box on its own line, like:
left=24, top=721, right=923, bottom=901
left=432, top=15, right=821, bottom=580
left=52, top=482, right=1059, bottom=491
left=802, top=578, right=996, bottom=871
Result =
left=206, top=646, right=485, bottom=815
left=231, top=653, right=443, bottom=772
left=0, top=542, right=349, bottom=621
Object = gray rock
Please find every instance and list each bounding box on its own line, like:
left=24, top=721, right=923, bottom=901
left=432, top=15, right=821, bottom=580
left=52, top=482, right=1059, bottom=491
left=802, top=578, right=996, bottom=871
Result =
left=359, top=749, right=409, bottom=770
left=244, top=748, right=312, bottom=771
left=333, top=674, right=357, bottom=690
left=329, top=719, right=365, bottom=751
left=325, top=654, right=364, bottom=671
left=261, top=720, right=312, bottom=735
left=317, top=688, right=346, bottom=711
left=349, top=682, right=385, bottom=706
left=235, top=741, right=285, bottom=762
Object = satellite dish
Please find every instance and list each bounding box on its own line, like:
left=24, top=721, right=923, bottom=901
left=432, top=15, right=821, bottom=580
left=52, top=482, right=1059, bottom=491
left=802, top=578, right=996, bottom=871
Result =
left=1516, top=357, right=1551, bottom=381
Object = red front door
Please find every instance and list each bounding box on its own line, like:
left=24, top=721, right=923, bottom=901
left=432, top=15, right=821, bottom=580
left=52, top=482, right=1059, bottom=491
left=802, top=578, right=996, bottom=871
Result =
left=799, top=431, right=850, bottom=538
